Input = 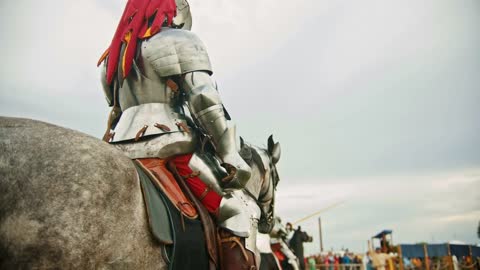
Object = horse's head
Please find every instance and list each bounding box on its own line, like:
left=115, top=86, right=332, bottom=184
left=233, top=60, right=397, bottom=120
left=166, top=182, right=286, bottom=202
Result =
left=239, top=135, right=281, bottom=234
left=269, top=216, right=288, bottom=239
left=292, top=226, right=313, bottom=243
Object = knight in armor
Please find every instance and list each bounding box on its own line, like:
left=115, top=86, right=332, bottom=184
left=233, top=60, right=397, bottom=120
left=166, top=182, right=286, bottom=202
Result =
left=269, top=218, right=300, bottom=270
left=98, top=0, right=255, bottom=268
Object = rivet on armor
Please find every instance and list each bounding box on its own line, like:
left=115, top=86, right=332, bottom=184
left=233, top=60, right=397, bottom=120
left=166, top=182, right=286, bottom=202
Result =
left=154, top=123, right=171, bottom=132
left=134, top=125, right=148, bottom=141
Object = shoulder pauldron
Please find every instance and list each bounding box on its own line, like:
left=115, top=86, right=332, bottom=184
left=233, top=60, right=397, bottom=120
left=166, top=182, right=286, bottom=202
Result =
left=142, top=28, right=212, bottom=77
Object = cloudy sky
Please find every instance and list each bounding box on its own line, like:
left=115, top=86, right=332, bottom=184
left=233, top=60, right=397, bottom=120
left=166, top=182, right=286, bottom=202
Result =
left=1, top=0, right=479, bottom=254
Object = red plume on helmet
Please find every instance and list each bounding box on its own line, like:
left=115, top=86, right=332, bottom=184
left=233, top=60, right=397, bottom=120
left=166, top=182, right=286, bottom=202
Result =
left=97, top=0, right=177, bottom=85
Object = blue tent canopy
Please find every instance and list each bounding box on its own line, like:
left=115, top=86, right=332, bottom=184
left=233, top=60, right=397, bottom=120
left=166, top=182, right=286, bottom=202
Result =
left=400, top=244, right=425, bottom=258
left=450, top=244, right=470, bottom=257
left=427, top=244, right=449, bottom=257
left=399, top=244, right=480, bottom=258
left=373, top=230, right=393, bottom=239
left=472, top=246, right=480, bottom=257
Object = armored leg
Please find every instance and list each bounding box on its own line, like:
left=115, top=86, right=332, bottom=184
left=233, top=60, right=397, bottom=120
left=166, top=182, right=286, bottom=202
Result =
left=218, top=229, right=257, bottom=270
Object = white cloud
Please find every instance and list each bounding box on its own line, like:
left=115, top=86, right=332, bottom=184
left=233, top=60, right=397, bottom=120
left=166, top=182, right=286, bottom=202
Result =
left=439, top=211, right=480, bottom=224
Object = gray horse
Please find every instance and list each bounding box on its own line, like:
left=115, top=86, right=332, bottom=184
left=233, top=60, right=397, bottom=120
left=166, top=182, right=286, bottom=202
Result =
left=0, top=117, right=280, bottom=269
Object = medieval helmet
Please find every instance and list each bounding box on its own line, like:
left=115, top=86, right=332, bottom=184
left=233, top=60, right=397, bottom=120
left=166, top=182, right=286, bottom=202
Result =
left=172, top=0, right=192, bottom=30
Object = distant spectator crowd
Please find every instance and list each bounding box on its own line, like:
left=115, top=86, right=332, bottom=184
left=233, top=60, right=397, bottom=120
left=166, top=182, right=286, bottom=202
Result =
left=306, top=251, right=365, bottom=270
left=305, top=251, right=480, bottom=270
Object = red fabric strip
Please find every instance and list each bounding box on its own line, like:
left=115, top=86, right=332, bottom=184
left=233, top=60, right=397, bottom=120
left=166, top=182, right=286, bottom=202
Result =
left=170, top=154, right=222, bottom=214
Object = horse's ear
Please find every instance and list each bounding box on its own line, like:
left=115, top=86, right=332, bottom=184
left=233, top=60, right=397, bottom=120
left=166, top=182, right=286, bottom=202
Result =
left=240, top=136, right=245, bottom=148
left=271, top=142, right=281, bottom=164
left=268, top=135, right=281, bottom=164
left=268, top=135, right=274, bottom=153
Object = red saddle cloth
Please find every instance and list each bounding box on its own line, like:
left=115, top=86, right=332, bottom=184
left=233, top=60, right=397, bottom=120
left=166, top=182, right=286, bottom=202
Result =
left=271, top=243, right=286, bottom=261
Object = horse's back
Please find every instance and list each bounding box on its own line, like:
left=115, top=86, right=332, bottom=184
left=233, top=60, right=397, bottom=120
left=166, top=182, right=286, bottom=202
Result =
left=0, top=117, right=165, bottom=269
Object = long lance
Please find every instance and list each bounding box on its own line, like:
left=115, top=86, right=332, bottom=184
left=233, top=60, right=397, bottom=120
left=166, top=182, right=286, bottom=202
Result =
left=291, top=200, right=345, bottom=225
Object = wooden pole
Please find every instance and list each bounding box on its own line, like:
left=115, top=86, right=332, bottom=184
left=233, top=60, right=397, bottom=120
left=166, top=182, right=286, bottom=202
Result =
left=468, top=245, right=474, bottom=268
left=446, top=243, right=454, bottom=270
left=424, top=244, right=430, bottom=270
left=319, top=217, right=324, bottom=252
left=398, top=245, right=404, bottom=270
left=382, top=234, right=387, bottom=252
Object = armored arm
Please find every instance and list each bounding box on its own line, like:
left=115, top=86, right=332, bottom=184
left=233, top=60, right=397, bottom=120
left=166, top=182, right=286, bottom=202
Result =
left=142, top=28, right=251, bottom=188
left=181, top=71, right=251, bottom=188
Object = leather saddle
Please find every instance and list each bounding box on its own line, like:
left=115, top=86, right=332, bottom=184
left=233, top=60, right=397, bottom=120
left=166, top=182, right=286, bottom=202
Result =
left=133, top=159, right=219, bottom=270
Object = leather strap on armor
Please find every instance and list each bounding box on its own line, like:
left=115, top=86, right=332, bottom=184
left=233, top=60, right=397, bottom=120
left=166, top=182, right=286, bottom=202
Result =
left=166, top=79, right=179, bottom=92
left=181, top=170, right=201, bottom=180
left=135, top=125, right=149, bottom=141
left=154, top=123, right=171, bottom=132
left=101, top=73, right=121, bottom=142
left=176, top=122, right=191, bottom=133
